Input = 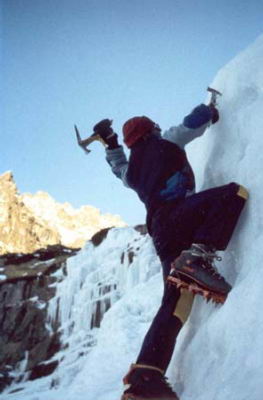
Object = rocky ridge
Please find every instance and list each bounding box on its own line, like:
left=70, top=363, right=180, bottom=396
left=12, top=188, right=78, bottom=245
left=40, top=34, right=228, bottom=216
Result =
left=0, top=171, right=125, bottom=255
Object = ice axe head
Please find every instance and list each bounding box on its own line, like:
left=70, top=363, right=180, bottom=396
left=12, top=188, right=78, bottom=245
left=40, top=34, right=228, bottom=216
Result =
left=207, top=87, right=222, bottom=106
left=75, top=125, right=106, bottom=154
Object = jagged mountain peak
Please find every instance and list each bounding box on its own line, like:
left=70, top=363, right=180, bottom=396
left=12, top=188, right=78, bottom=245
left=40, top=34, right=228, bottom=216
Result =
left=0, top=170, right=14, bottom=180
left=0, top=170, right=18, bottom=196
left=0, top=171, right=126, bottom=254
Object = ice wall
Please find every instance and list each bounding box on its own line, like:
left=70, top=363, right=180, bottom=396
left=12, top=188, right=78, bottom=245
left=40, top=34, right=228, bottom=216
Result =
left=172, top=34, right=263, bottom=400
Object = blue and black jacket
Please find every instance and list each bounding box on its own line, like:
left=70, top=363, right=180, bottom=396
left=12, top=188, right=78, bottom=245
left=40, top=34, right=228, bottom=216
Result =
left=106, top=104, right=214, bottom=231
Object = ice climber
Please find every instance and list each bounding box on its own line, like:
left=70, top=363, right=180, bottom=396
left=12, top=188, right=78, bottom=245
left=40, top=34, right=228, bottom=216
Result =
left=85, top=103, right=248, bottom=400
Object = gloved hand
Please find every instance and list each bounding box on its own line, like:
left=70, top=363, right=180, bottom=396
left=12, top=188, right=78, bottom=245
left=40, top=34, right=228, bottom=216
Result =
left=209, top=104, right=219, bottom=124
left=93, top=119, right=119, bottom=149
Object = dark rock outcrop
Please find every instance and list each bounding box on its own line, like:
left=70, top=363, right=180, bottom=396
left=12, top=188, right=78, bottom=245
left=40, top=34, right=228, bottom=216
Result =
left=0, top=245, right=78, bottom=392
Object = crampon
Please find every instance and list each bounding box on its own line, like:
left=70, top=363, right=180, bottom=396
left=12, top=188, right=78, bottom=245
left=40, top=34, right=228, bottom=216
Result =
left=167, top=274, right=226, bottom=304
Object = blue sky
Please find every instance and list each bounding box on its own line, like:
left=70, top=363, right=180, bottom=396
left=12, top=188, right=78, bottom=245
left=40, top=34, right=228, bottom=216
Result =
left=1, top=0, right=263, bottom=225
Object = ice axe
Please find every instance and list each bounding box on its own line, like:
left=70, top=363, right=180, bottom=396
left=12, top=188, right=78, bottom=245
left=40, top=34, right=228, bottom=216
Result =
left=74, top=124, right=107, bottom=154
left=207, top=87, right=222, bottom=106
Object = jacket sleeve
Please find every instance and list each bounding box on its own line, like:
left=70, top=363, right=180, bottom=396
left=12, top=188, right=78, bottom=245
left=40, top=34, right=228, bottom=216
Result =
left=105, top=146, right=130, bottom=187
left=163, top=104, right=213, bottom=149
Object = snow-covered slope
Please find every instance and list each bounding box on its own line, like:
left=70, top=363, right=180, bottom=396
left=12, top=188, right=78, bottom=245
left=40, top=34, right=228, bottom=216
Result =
left=4, top=35, right=263, bottom=400
left=22, top=191, right=126, bottom=248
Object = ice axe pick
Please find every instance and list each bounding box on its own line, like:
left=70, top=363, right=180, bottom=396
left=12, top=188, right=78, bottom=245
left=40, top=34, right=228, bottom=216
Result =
left=74, top=124, right=107, bottom=154
left=207, top=87, right=222, bottom=106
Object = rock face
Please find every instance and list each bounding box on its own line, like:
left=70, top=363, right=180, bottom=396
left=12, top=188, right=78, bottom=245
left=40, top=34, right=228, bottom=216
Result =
left=0, top=171, right=125, bottom=255
left=0, top=245, right=79, bottom=392
left=0, top=172, right=60, bottom=255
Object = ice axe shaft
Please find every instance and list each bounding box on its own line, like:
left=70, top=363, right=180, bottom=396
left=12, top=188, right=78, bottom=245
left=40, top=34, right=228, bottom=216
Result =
left=207, top=87, right=222, bottom=106
left=74, top=125, right=106, bottom=154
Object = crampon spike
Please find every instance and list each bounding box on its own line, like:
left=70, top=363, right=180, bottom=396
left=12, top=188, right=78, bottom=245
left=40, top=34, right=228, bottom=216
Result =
left=176, top=281, right=183, bottom=289
left=203, top=290, right=210, bottom=299
left=167, top=275, right=226, bottom=304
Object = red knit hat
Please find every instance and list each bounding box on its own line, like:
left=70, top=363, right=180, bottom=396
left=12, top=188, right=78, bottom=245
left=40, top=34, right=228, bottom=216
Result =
left=122, top=116, right=156, bottom=148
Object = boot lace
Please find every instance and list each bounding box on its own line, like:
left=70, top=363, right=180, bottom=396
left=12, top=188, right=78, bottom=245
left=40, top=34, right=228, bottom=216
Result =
left=191, top=244, right=224, bottom=280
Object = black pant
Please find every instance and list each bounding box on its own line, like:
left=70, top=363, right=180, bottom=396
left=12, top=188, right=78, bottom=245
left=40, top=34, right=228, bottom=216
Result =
left=136, top=183, right=247, bottom=372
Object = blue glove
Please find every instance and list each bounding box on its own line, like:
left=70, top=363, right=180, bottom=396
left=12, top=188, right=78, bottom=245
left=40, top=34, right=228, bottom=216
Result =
left=209, top=103, right=219, bottom=124
left=183, top=104, right=219, bottom=129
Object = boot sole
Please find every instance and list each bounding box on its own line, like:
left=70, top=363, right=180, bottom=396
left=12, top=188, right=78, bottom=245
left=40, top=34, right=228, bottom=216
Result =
left=122, top=394, right=178, bottom=400
left=167, top=275, right=226, bottom=304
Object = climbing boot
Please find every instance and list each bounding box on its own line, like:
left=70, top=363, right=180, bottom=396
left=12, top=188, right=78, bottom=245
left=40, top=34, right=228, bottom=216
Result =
left=167, top=244, right=231, bottom=304
left=121, top=364, right=179, bottom=400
